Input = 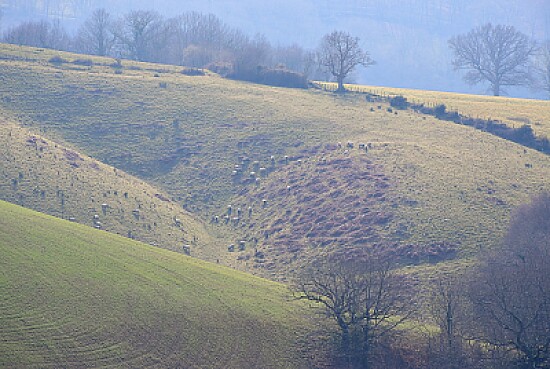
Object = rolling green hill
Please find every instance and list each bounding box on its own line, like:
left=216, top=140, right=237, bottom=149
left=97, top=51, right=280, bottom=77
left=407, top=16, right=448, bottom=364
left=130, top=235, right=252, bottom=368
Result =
left=0, top=43, right=549, bottom=278
left=0, top=200, right=313, bottom=368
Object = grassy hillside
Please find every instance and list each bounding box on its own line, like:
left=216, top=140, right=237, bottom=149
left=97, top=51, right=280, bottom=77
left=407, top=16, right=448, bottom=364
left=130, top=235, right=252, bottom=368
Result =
left=0, top=44, right=549, bottom=277
left=0, top=116, right=226, bottom=261
left=0, top=200, right=312, bottom=368
left=322, top=82, right=550, bottom=138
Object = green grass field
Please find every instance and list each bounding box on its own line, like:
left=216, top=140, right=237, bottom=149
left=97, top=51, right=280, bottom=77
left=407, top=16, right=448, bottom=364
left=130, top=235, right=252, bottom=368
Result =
left=0, top=200, right=313, bottom=368
left=0, top=43, right=549, bottom=277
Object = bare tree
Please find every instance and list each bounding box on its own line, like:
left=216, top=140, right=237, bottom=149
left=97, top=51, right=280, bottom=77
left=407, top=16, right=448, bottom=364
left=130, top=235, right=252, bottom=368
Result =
left=113, top=10, right=163, bottom=62
left=3, top=19, right=70, bottom=51
left=294, top=254, right=410, bottom=368
left=75, top=8, right=114, bottom=56
left=449, top=23, right=537, bottom=96
left=317, top=30, right=374, bottom=92
left=424, top=276, right=481, bottom=369
left=232, top=33, right=271, bottom=77
left=532, top=41, right=550, bottom=99
left=469, top=192, right=550, bottom=368
left=171, top=12, right=242, bottom=67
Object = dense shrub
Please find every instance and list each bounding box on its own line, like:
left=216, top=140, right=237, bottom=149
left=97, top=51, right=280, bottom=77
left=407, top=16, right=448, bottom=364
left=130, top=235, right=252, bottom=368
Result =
left=48, top=55, right=67, bottom=64
left=181, top=68, right=206, bottom=76
left=72, top=58, right=93, bottom=66
left=206, top=61, right=233, bottom=77
left=110, top=59, right=123, bottom=69
left=230, top=65, right=308, bottom=89
left=390, top=95, right=409, bottom=110
left=434, top=104, right=447, bottom=118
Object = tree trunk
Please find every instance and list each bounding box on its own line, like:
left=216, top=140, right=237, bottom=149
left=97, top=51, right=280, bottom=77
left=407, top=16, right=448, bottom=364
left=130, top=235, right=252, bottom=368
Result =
left=337, top=76, right=345, bottom=93
left=493, top=83, right=500, bottom=96
left=362, top=322, right=371, bottom=369
left=338, top=320, right=351, bottom=367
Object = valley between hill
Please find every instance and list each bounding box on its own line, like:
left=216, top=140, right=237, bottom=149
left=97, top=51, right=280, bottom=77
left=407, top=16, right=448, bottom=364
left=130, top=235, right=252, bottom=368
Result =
left=0, top=43, right=549, bottom=278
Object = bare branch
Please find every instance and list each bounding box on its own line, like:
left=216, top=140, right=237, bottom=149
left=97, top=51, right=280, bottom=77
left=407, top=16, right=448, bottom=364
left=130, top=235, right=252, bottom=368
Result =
left=449, top=23, right=536, bottom=96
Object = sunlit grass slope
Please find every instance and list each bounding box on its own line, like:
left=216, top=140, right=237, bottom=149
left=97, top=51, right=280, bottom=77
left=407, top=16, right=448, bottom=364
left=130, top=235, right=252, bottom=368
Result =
left=0, top=43, right=549, bottom=275
left=0, top=116, right=223, bottom=261
left=0, top=200, right=310, bottom=368
left=321, top=82, right=550, bottom=138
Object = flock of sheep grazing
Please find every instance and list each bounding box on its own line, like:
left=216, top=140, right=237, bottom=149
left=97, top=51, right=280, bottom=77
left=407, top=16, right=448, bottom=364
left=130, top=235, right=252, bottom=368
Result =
left=217, top=140, right=373, bottom=255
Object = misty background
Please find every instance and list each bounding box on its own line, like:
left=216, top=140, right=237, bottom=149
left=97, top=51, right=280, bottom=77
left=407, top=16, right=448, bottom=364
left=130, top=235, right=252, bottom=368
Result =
left=1, top=0, right=549, bottom=98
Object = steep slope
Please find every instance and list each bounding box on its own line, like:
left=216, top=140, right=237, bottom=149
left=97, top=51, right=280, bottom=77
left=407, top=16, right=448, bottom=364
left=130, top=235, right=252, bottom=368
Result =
left=0, top=200, right=311, bottom=368
left=0, top=115, right=222, bottom=261
left=0, top=44, right=549, bottom=277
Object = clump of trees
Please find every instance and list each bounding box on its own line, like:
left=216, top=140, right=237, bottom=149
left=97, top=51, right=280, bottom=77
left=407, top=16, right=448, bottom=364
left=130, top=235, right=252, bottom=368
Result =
left=295, top=192, right=550, bottom=369
left=2, top=10, right=376, bottom=91
left=3, top=19, right=71, bottom=51
left=1, top=8, right=323, bottom=89
left=469, top=192, right=550, bottom=369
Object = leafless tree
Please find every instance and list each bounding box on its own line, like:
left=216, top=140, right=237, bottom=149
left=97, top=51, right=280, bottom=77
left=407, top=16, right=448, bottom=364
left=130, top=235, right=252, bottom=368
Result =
left=75, top=8, right=114, bottom=56
left=469, top=192, right=550, bottom=369
left=3, top=19, right=70, bottom=50
left=113, top=10, right=163, bottom=62
left=293, top=253, right=411, bottom=368
left=317, top=30, right=374, bottom=92
left=424, top=276, right=482, bottom=369
left=449, top=23, right=537, bottom=96
left=302, top=50, right=317, bottom=80
left=532, top=41, right=550, bottom=99
left=232, top=33, right=271, bottom=76
left=169, top=12, right=244, bottom=67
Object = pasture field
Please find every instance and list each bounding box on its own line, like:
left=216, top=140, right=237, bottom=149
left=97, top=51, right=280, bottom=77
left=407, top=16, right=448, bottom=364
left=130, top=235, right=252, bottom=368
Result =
left=318, top=82, right=550, bottom=138
left=0, top=43, right=549, bottom=276
left=0, top=116, right=224, bottom=261
left=0, top=200, right=313, bottom=369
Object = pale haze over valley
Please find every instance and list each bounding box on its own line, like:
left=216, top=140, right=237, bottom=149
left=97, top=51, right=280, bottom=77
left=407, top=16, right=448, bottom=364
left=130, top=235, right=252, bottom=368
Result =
left=2, top=0, right=549, bottom=97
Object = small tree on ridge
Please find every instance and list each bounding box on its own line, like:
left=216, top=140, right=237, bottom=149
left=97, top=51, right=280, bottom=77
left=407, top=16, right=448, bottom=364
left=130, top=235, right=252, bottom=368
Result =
left=317, top=31, right=374, bottom=93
